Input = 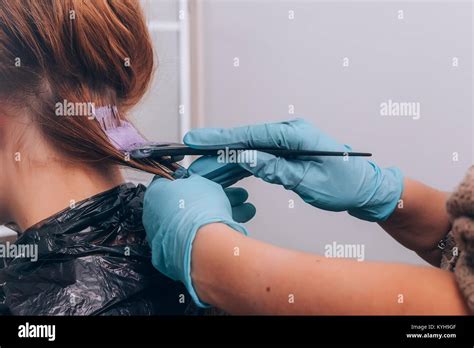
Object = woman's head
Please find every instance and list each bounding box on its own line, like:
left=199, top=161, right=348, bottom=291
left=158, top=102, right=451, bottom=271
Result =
left=0, top=0, right=170, bottom=225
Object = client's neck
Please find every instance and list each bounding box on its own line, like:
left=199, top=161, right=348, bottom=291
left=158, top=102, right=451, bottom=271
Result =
left=7, top=154, right=124, bottom=232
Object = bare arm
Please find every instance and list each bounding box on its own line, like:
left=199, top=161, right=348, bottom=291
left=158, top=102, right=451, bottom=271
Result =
left=379, top=178, right=451, bottom=266
left=192, top=223, right=468, bottom=315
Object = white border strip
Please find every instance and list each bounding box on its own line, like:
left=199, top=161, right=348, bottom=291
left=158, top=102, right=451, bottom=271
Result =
left=178, top=0, right=192, bottom=166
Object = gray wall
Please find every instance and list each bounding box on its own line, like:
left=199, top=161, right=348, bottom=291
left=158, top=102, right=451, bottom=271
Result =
left=197, top=0, right=473, bottom=264
left=136, top=0, right=180, bottom=143
left=125, top=0, right=182, bottom=183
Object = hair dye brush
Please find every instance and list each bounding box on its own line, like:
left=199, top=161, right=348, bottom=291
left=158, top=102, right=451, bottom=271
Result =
left=93, top=106, right=184, bottom=177
left=94, top=106, right=372, bottom=177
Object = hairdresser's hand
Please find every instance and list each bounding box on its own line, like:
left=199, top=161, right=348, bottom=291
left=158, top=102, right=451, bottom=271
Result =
left=143, top=175, right=253, bottom=307
left=184, top=118, right=403, bottom=222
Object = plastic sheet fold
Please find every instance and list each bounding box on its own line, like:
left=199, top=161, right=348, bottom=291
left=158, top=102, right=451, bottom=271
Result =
left=0, top=183, right=194, bottom=315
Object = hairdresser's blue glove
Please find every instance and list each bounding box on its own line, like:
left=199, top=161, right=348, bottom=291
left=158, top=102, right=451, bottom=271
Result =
left=184, top=118, right=403, bottom=222
left=143, top=175, right=253, bottom=307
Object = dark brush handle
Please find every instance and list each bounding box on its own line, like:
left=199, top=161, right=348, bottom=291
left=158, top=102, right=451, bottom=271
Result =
left=131, top=144, right=372, bottom=159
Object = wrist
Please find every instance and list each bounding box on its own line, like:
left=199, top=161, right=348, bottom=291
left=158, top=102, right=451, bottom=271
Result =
left=348, top=165, right=404, bottom=222
left=184, top=219, right=249, bottom=308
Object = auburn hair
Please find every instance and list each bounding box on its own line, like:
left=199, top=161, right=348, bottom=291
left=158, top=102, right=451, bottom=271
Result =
left=0, top=0, right=173, bottom=178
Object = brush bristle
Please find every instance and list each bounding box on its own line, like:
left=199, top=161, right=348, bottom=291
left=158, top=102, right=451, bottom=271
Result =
left=93, top=106, right=147, bottom=152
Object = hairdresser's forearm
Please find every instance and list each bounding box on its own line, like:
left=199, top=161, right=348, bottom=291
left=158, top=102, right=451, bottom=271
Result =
left=379, top=178, right=451, bottom=266
left=191, top=223, right=467, bottom=315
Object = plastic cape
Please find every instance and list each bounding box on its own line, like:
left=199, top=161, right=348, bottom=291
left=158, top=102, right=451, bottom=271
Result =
left=0, top=183, right=200, bottom=315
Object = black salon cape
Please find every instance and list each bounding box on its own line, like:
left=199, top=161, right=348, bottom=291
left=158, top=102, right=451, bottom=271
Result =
left=0, top=183, right=198, bottom=315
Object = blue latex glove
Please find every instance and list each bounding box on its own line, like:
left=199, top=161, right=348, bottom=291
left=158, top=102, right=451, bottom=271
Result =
left=143, top=175, right=254, bottom=307
left=184, top=118, right=403, bottom=222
